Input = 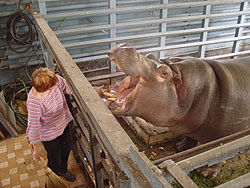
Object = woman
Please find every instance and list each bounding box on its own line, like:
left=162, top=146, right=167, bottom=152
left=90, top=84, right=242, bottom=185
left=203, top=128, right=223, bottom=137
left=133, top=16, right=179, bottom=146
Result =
left=26, top=67, right=75, bottom=182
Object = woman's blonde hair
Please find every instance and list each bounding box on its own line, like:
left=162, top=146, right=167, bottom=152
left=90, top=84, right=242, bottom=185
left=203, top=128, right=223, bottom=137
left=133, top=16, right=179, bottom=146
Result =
left=31, top=67, right=57, bottom=92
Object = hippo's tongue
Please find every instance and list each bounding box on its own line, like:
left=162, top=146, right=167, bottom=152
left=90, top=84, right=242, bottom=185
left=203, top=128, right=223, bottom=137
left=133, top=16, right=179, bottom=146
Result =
left=115, top=76, right=139, bottom=99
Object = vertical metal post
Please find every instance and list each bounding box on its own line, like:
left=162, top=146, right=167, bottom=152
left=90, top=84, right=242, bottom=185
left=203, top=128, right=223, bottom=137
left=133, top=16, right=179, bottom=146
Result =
left=89, top=126, right=104, bottom=188
left=159, top=0, right=168, bottom=59
left=198, top=4, right=211, bottom=58
left=232, top=2, right=248, bottom=54
left=37, top=0, right=57, bottom=71
left=109, top=0, right=117, bottom=73
left=120, top=180, right=132, bottom=188
left=37, top=32, right=49, bottom=66
left=38, top=0, right=47, bottom=15
left=37, top=0, right=51, bottom=69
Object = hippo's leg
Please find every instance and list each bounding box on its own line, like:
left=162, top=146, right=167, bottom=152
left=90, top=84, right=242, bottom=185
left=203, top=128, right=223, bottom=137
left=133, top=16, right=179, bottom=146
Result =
left=176, top=136, right=198, bottom=152
left=196, top=163, right=223, bottom=177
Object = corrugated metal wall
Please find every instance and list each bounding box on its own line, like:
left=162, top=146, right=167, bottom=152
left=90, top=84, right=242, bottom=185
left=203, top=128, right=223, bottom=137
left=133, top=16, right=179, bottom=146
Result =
left=1, top=0, right=250, bottom=85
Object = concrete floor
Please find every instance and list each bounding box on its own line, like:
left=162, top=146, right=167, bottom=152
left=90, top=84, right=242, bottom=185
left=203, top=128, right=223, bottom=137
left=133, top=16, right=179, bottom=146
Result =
left=0, top=133, right=88, bottom=188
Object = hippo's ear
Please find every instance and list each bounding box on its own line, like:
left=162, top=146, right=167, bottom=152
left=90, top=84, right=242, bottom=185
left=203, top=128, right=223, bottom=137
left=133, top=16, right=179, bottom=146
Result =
left=167, top=57, right=185, bottom=63
left=170, top=64, right=182, bottom=87
left=155, top=64, right=172, bottom=82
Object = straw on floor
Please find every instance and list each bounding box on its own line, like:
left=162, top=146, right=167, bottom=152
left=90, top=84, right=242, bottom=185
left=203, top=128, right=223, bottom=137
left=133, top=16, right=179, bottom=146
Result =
left=26, top=137, right=70, bottom=188
left=39, top=157, right=70, bottom=188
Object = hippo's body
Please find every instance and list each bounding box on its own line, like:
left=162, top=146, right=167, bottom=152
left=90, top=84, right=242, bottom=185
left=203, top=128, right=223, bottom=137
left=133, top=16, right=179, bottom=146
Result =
left=108, top=43, right=250, bottom=146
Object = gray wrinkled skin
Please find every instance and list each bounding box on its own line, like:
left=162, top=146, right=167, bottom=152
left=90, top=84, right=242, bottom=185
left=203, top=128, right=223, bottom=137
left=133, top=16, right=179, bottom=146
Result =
left=108, top=43, right=250, bottom=144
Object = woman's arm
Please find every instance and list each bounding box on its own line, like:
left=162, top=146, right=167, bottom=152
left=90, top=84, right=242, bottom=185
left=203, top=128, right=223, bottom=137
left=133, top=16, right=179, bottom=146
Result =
left=26, top=96, right=42, bottom=145
left=56, top=75, right=72, bottom=95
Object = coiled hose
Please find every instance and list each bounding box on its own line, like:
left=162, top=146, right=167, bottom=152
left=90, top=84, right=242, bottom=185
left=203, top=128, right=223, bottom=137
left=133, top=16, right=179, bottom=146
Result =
left=6, top=10, right=37, bottom=53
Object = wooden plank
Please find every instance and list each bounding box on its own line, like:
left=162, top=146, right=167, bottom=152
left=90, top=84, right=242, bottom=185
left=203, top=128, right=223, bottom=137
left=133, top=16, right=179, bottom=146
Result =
left=163, top=160, right=198, bottom=188
left=0, top=90, right=17, bottom=137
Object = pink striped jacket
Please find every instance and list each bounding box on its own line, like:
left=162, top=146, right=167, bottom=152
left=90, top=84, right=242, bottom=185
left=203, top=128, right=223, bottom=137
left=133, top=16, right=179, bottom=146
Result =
left=26, top=75, right=73, bottom=144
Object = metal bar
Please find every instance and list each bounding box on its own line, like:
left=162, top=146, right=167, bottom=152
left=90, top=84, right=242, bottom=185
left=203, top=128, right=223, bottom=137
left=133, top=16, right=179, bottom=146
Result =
left=153, top=128, right=250, bottom=165
left=70, top=28, right=246, bottom=63
left=38, top=0, right=47, bottom=15
left=55, top=10, right=250, bottom=36
left=87, top=72, right=125, bottom=82
left=159, top=135, right=250, bottom=179
left=137, top=35, right=250, bottom=53
left=215, top=172, right=250, bottom=188
left=207, top=49, right=250, bottom=59
left=159, top=0, right=168, bottom=59
left=89, top=126, right=101, bottom=188
left=163, top=160, right=198, bottom=188
left=44, top=0, right=248, bottom=20
left=67, top=34, right=250, bottom=62
left=74, top=126, right=93, bottom=168
left=232, top=2, right=248, bottom=53
left=198, top=3, right=211, bottom=58
left=109, top=0, right=117, bottom=73
left=129, top=147, right=172, bottom=188
left=46, top=2, right=107, bottom=12
left=37, top=30, right=50, bottom=68
left=63, top=23, right=250, bottom=49
left=82, top=67, right=110, bottom=74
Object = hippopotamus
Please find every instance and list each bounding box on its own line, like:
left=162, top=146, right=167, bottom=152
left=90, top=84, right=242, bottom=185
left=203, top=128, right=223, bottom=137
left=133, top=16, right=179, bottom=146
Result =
left=107, top=43, right=250, bottom=151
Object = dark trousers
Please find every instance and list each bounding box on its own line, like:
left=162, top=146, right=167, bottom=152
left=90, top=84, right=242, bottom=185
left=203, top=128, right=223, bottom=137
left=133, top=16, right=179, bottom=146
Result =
left=42, top=121, right=73, bottom=174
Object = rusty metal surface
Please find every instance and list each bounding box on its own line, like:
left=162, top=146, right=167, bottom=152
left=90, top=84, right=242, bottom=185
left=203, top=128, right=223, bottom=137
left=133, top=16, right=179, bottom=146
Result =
left=214, top=172, right=250, bottom=188
left=159, top=135, right=250, bottom=180
left=163, top=160, right=198, bottom=188
left=153, top=128, right=250, bottom=165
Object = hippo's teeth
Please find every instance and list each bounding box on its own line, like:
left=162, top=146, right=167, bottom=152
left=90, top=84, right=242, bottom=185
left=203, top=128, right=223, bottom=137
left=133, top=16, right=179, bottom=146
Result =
left=107, top=97, right=117, bottom=102
left=103, top=92, right=117, bottom=98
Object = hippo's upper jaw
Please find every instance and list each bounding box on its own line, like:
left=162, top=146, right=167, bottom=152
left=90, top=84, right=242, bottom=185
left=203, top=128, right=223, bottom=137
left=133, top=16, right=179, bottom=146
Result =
left=108, top=43, right=141, bottom=77
left=107, top=43, right=180, bottom=124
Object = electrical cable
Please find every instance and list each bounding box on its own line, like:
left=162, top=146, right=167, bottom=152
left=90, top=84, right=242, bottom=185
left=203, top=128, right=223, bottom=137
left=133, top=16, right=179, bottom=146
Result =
left=6, top=1, right=38, bottom=54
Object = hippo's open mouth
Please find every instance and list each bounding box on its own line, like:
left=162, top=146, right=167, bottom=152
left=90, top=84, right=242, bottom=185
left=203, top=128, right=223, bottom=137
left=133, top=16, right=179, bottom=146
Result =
left=107, top=75, right=139, bottom=114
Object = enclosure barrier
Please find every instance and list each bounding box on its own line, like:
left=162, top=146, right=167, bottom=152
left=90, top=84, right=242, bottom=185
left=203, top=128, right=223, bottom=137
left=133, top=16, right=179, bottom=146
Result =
left=40, top=0, right=250, bottom=66
left=31, top=10, right=250, bottom=188
left=2, top=0, right=250, bottom=84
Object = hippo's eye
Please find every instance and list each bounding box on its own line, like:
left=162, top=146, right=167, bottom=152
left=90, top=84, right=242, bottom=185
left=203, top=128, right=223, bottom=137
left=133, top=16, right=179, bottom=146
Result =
left=162, top=71, right=168, bottom=76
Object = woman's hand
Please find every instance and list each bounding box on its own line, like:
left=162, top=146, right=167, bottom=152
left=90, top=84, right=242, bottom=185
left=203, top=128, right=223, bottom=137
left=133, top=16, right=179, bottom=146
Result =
left=32, top=144, right=41, bottom=160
